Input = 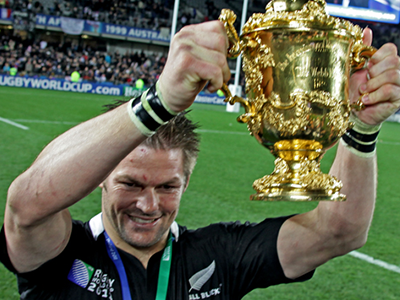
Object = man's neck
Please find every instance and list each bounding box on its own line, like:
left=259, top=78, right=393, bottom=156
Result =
left=102, top=216, right=168, bottom=268
left=116, top=238, right=168, bottom=269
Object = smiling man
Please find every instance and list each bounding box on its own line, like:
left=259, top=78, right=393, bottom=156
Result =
left=101, top=139, right=193, bottom=267
left=1, top=20, right=400, bottom=300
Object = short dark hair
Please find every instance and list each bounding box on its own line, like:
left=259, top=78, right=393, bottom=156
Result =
left=104, top=101, right=200, bottom=178
left=143, top=112, right=200, bottom=179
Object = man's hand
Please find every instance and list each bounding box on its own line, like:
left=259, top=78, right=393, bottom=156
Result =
left=350, top=28, right=400, bottom=125
left=158, top=21, right=231, bottom=113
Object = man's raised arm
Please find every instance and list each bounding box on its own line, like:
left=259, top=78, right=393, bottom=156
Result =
left=4, top=21, right=230, bottom=273
left=277, top=29, right=400, bottom=279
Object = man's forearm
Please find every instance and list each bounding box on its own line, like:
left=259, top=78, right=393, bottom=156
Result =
left=317, top=141, right=377, bottom=252
left=8, top=102, right=146, bottom=225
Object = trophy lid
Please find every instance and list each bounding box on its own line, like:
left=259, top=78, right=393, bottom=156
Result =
left=241, top=0, right=362, bottom=39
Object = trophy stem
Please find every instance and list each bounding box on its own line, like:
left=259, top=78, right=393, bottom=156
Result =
left=250, top=140, right=346, bottom=201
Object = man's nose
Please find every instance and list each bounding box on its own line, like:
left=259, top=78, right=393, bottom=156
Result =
left=136, top=188, right=159, bottom=214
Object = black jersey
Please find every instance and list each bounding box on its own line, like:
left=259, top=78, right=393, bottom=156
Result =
left=0, top=213, right=313, bottom=300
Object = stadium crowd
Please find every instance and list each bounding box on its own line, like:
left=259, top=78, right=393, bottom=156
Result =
left=0, top=0, right=223, bottom=88
left=1, top=21, right=399, bottom=89
left=0, top=32, right=169, bottom=87
left=1, top=0, right=216, bottom=31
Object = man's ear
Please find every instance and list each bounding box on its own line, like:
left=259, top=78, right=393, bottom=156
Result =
left=99, top=181, right=106, bottom=191
left=183, top=175, right=191, bottom=192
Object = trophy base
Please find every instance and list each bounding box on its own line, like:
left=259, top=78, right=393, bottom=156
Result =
left=251, top=156, right=346, bottom=202
left=250, top=188, right=346, bottom=202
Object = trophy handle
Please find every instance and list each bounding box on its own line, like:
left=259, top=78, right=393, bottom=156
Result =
left=219, top=9, right=256, bottom=122
left=350, top=44, right=377, bottom=111
left=351, top=44, right=376, bottom=71
left=219, top=9, right=242, bottom=58
left=220, top=83, right=256, bottom=123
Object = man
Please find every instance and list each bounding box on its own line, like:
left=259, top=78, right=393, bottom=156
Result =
left=1, top=21, right=400, bottom=299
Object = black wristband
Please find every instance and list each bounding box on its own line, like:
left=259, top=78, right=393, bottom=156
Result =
left=342, top=133, right=377, bottom=153
left=341, top=126, right=380, bottom=156
left=127, top=81, right=177, bottom=136
left=146, top=84, right=176, bottom=123
left=131, top=96, right=161, bottom=132
left=347, top=128, right=380, bottom=143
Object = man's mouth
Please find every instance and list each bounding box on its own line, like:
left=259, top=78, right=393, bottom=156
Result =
left=129, top=216, right=160, bottom=224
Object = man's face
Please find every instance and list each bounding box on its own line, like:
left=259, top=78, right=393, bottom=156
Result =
left=101, top=146, right=187, bottom=251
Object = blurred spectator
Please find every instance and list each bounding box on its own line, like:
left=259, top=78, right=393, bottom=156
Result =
left=24, top=58, right=33, bottom=75
left=2, top=62, right=10, bottom=74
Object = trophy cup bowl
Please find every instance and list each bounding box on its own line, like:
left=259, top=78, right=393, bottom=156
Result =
left=219, top=0, right=375, bottom=201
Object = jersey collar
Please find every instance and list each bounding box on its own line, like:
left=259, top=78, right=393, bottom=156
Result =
left=89, top=212, right=180, bottom=241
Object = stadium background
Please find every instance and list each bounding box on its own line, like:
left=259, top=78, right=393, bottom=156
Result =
left=1, top=0, right=400, bottom=299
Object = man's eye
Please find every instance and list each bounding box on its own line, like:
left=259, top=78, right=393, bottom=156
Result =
left=160, top=185, right=180, bottom=191
left=122, top=182, right=137, bottom=188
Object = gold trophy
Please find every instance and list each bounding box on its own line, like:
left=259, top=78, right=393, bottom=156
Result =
left=219, top=0, right=375, bottom=201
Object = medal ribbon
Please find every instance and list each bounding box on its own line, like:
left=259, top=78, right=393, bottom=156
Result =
left=104, top=231, right=173, bottom=300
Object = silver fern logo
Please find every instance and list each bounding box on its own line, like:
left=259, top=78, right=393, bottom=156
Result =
left=189, top=260, right=216, bottom=292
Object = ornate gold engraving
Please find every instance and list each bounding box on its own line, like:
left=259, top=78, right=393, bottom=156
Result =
left=253, top=156, right=342, bottom=192
left=242, top=36, right=275, bottom=95
left=252, top=156, right=344, bottom=201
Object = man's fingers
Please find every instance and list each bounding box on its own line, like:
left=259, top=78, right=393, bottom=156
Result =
left=362, top=27, right=373, bottom=47
left=368, top=44, right=400, bottom=78
left=357, top=101, right=400, bottom=125
left=159, top=21, right=231, bottom=112
left=364, top=82, right=400, bottom=106
left=179, top=21, right=229, bottom=53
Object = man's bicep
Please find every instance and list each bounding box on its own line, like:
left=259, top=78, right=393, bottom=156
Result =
left=4, top=208, right=72, bottom=273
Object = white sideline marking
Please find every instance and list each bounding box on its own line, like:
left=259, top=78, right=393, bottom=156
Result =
left=13, top=119, right=78, bottom=125
left=0, top=117, right=29, bottom=130
left=197, top=129, right=248, bottom=135
left=379, top=140, right=400, bottom=146
left=349, top=251, right=400, bottom=274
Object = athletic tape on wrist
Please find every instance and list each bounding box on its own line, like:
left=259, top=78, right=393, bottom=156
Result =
left=127, top=82, right=177, bottom=136
left=340, top=114, right=381, bottom=158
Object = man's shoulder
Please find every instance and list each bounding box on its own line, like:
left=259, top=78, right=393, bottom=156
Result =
left=174, top=215, right=292, bottom=251
left=176, top=215, right=292, bottom=239
left=71, top=212, right=104, bottom=242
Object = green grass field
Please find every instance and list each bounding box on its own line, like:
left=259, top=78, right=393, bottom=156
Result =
left=1, top=86, right=400, bottom=299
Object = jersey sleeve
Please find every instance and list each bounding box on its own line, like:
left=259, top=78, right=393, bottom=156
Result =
left=179, top=215, right=314, bottom=299
left=0, top=225, right=16, bottom=273
left=0, top=220, right=97, bottom=297
left=226, top=215, right=315, bottom=295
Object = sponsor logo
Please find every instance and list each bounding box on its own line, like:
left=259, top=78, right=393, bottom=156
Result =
left=124, top=86, right=142, bottom=98
left=194, top=95, right=226, bottom=105
left=0, top=75, right=122, bottom=96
